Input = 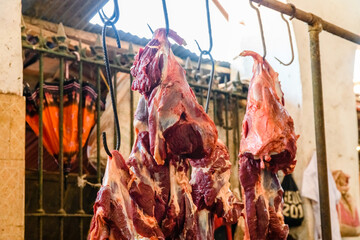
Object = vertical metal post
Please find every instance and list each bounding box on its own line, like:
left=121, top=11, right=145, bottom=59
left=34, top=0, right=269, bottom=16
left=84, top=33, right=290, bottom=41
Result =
left=96, top=67, right=101, bottom=184
left=309, top=21, right=332, bottom=240
left=235, top=96, right=240, bottom=155
left=58, top=57, right=65, bottom=240
left=77, top=61, right=84, bottom=240
left=37, top=53, right=44, bottom=240
left=113, top=71, right=117, bottom=150
left=225, top=93, right=229, bottom=148
left=130, top=74, right=134, bottom=148
left=213, top=91, right=217, bottom=121
left=232, top=96, right=238, bottom=161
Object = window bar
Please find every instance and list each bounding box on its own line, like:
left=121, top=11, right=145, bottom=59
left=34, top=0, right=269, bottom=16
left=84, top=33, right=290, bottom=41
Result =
left=77, top=60, right=85, bottom=240
left=37, top=53, right=45, bottom=240
left=130, top=74, right=134, bottom=147
left=213, top=91, right=217, bottom=123
left=96, top=66, right=101, bottom=184
left=235, top=96, right=240, bottom=154
left=225, top=93, right=229, bottom=148
left=58, top=57, right=65, bottom=240
left=113, top=71, right=117, bottom=150
left=232, top=96, right=238, bottom=162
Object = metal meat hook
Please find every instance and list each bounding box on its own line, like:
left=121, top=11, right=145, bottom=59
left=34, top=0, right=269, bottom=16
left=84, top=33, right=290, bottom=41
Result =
left=98, top=0, right=121, bottom=157
left=249, top=0, right=267, bottom=59
left=195, top=0, right=215, bottom=114
left=275, top=4, right=296, bottom=66
left=162, top=0, right=169, bottom=35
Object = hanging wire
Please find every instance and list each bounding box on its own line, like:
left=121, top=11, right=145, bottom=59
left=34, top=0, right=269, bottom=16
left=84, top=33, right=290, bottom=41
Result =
left=195, top=0, right=215, bottom=113
left=249, top=0, right=267, bottom=59
left=274, top=4, right=296, bottom=66
left=162, top=0, right=169, bottom=35
left=98, top=0, right=121, bottom=157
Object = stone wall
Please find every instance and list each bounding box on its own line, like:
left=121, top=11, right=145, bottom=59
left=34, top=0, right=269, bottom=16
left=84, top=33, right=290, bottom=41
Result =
left=0, top=0, right=25, bottom=239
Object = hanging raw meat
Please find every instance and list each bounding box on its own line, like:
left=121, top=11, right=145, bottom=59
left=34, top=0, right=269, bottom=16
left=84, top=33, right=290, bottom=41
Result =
left=89, top=28, right=242, bottom=240
left=88, top=150, right=164, bottom=240
left=131, top=28, right=218, bottom=165
left=238, top=51, right=299, bottom=240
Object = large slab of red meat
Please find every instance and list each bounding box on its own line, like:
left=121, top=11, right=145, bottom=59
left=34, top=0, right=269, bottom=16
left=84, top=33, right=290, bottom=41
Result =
left=88, top=28, right=242, bottom=239
left=238, top=51, right=299, bottom=240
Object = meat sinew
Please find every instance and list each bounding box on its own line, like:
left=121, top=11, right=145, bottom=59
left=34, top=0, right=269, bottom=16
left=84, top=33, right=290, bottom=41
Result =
left=238, top=51, right=299, bottom=240
left=89, top=28, right=242, bottom=239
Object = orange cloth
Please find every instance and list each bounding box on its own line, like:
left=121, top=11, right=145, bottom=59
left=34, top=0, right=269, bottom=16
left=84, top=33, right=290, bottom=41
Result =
left=25, top=79, right=101, bottom=172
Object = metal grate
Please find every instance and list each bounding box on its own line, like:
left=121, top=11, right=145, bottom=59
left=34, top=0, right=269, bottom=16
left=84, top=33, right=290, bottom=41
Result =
left=23, top=31, right=247, bottom=240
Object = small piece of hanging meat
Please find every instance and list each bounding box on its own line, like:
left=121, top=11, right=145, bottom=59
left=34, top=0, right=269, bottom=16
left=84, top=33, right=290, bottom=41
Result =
left=88, top=150, right=165, bottom=240
left=238, top=51, right=299, bottom=240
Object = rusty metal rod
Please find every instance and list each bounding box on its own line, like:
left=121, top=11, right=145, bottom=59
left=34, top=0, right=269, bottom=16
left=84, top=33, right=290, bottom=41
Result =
left=189, top=82, right=247, bottom=99
left=225, top=93, right=229, bottom=148
left=58, top=57, right=65, bottom=240
left=251, top=0, right=360, bottom=44
left=309, top=22, right=332, bottom=240
left=130, top=74, right=134, bottom=148
left=26, top=213, right=93, bottom=217
left=22, top=45, right=131, bottom=73
left=114, top=71, right=118, bottom=150
left=77, top=61, right=85, bottom=240
left=96, top=67, right=101, bottom=184
left=37, top=53, right=44, bottom=240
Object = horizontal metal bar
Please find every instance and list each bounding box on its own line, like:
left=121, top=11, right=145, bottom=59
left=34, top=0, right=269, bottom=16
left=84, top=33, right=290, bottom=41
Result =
left=22, top=44, right=131, bottom=73
left=251, top=0, right=360, bottom=45
left=26, top=213, right=93, bottom=218
left=189, top=82, right=247, bottom=99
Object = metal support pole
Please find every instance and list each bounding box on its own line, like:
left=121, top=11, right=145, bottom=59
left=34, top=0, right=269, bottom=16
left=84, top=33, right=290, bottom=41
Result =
left=130, top=74, right=134, bottom=148
left=225, top=93, right=229, bottom=148
left=309, top=21, right=332, bottom=240
left=37, top=53, right=44, bottom=240
left=58, top=57, right=65, bottom=240
left=96, top=67, right=101, bottom=184
left=114, top=71, right=118, bottom=150
left=77, top=61, right=84, bottom=240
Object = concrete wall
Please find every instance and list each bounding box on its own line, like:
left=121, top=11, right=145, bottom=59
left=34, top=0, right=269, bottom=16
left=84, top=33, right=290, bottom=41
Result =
left=228, top=0, right=360, bottom=239
left=0, top=0, right=25, bottom=239
left=291, top=0, right=360, bottom=238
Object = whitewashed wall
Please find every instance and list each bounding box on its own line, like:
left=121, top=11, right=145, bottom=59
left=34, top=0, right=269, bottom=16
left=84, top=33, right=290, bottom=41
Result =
left=226, top=0, right=360, bottom=239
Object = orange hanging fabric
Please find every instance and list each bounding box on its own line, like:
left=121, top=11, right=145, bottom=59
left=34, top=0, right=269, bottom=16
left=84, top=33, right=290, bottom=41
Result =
left=25, top=79, right=102, bottom=174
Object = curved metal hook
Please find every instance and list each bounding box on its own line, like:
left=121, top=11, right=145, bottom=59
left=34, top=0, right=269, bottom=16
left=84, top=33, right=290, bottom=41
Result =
left=194, top=0, right=215, bottom=114
left=274, top=12, right=295, bottom=66
left=99, top=0, right=121, bottom=48
left=98, top=0, right=121, bottom=157
left=162, top=0, right=169, bottom=36
left=99, top=0, right=119, bottom=23
left=274, top=4, right=295, bottom=66
left=249, top=0, right=266, bottom=59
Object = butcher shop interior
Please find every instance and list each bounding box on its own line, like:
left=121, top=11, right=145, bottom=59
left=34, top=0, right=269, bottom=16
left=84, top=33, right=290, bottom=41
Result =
left=0, top=0, right=360, bottom=239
